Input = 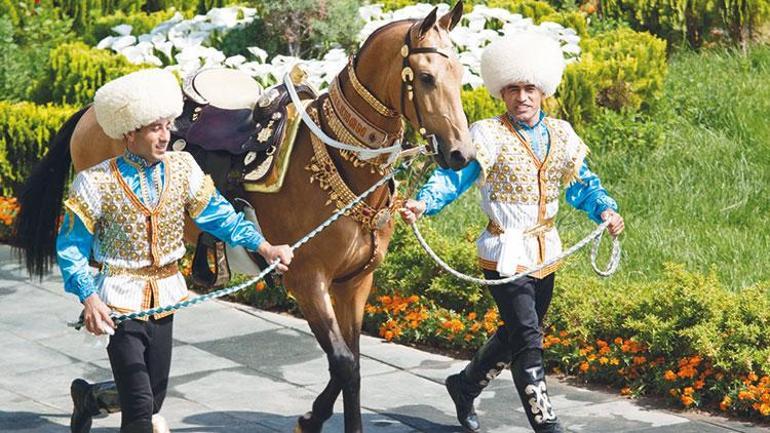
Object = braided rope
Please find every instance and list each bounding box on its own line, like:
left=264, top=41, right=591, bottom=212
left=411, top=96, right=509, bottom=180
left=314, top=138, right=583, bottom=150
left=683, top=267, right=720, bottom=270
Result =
left=410, top=220, right=621, bottom=286
left=70, top=167, right=402, bottom=329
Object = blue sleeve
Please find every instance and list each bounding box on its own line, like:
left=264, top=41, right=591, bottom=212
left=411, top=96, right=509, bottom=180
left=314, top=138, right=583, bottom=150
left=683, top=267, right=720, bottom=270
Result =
left=565, top=161, right=618, bottom=224
left=56, top=212, right=96, bottom=303
left=192, top=190, right=266, bottom=251
left=415, top=160, right=481, bottom=216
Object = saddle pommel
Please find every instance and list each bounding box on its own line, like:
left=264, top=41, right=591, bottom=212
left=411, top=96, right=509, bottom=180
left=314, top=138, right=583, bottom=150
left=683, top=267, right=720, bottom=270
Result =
left=290, top=64, right=309, bottom=86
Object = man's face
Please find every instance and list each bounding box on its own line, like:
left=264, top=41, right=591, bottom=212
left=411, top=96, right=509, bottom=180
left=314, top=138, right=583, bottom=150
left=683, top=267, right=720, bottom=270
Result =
left=500, top=82, right=544, bottom=126
left=125, top=118, right=173, bottom=164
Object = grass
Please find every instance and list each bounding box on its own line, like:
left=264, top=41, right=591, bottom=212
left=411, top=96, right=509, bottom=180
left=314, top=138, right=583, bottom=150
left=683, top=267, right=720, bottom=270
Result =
left=411, top=44, right=770, bottom=291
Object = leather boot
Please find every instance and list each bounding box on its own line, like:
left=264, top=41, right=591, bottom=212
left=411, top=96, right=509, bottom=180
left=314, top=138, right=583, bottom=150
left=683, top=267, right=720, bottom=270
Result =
left=121, top=419, right=153, bottom=433
left=511, top=349, right=564, bottom=433
left=446, top=331, right=512, bottom=432
left=70, top=379, right=121, bottom=433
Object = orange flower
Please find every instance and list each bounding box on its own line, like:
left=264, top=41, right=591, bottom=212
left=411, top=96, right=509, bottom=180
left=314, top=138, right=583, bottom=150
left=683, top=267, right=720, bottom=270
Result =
left=467, top=312, right=477, bottom=320
left=579, top=362, right=590, bottom=373
left=664, top=370, right=677, bottom=381
left=683, top=387, right=694, bottom=396
left=614, top=337, right=623, bottom=345
left=599, top=357, right=609, bottom=365
left=694, top=380, right=705, bottom=390
left=620, top=387, right=631, bottom=396
left=720, top=396, right=732, bottom=411
left=681, top=395, right=695, bottom=407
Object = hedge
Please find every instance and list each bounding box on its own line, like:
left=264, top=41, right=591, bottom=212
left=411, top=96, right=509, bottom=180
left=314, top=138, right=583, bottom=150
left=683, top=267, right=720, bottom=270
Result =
left=0, top=102, right=79, bottom=196
left=39, top=42, right=146, bottom=106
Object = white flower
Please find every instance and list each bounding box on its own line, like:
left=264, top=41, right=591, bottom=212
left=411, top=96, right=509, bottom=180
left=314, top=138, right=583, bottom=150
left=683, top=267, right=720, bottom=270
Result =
left=111, top=24, right=133, bottom=36
left=247, top=47, right=268, bottom=63
left=225, top=55, right=247, bottom=66
left=111, top=35, right=137, bottom=52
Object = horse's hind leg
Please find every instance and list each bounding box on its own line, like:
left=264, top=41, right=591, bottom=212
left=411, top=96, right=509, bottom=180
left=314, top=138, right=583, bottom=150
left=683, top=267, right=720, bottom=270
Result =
left=331, top=272, right=376, bottom=433
left=289, top=276, right=359, bottom=433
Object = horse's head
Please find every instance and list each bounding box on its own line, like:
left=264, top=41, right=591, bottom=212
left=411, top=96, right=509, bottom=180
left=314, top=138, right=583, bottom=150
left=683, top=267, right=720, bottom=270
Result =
left=357, top=1, right=474, bottom=170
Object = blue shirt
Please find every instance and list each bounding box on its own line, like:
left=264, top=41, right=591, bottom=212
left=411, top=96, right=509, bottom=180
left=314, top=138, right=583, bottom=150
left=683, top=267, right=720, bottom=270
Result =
left=56, top=151, right=266, bottom=302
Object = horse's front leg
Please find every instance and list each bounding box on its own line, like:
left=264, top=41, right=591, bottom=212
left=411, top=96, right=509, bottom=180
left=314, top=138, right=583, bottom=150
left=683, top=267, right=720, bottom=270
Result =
left=332, top=272, right=376, bottom=433
left=289, top=276, right=360, bottom=433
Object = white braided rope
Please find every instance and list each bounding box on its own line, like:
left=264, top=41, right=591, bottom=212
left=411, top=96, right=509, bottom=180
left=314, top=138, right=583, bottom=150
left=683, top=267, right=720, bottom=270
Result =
left=284, top=72, right=403, bottom=161
left=410, top=220, right=621, bottom=285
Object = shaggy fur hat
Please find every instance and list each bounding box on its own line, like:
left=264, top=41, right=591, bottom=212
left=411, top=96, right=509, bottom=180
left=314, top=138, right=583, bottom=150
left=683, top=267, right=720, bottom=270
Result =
left=481, top=31, right=566, bottom=98
left=94, top=68, right=183, bottom=139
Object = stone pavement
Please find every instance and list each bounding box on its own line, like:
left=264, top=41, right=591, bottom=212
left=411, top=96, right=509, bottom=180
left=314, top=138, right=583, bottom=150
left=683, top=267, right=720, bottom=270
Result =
left=0, top=245, right=766, bottom=433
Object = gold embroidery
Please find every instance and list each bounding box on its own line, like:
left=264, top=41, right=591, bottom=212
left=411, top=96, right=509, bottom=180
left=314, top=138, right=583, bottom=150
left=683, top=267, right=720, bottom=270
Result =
left=347, top=58, right=398, bottom=118
left=477, top=257, right=562, bottom=279
left=103, top=262, right=179, bottom=279
left=187, top=175, right=215, bottom=218
left=305, top=107, right=393, bottom=231
left=63, top=196, right=96, bottom=234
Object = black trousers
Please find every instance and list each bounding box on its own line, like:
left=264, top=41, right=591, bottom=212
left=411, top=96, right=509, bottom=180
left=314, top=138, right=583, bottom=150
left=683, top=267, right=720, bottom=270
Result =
left=107, top=315, right=173, bottom=431
left=483, top=270, right=555, bottom=358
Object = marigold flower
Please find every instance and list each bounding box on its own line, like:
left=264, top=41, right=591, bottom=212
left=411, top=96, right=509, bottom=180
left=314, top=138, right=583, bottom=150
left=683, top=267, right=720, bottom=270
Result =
left=694, top=380, right=705, bottom=390
left=720, top=396, right=732, bottom=411
left=599, top=357, right=609, bottom=365
left=467, top=312, right=477, bottom=320
left=683, top=387, right=694, bottom=396
left=620, top=387, right=631, bottom=396
left=614, top=337, right=623, bottom=345
left=664, top=370, right=677, bottom=381
left=680, top=395, right=695, bottom=407
left=579, top=362, right=590, bottom=373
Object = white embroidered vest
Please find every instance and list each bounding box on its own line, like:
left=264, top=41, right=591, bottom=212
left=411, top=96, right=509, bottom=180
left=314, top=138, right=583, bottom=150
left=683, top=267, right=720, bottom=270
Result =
left=473, top=116, right=588, bottom=278
left=64, top=151, right=215, bottom=318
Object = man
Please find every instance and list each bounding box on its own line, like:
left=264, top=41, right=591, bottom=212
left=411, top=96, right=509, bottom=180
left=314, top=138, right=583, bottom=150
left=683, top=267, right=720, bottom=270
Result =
left=400, top=32, right=624, bottom=433
left=57, top=68, right=294, bottom=433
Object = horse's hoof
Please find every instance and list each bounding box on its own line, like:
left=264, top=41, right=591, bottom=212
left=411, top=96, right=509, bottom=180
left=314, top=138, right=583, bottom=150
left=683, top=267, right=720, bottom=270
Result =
left=295, top=412, right=322, bottom=433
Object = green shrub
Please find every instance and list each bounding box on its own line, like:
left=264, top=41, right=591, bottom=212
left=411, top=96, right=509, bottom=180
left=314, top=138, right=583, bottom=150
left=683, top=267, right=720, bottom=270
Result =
left=0, top=102, right=79, bottom=196
left=554, top=27, right=667, bottom=125
left=0, top=4, right=75, bottom=102
left=39, top=42, right=146, bottom=106
left=488, top=0, right=558, bottom=23
left=85, top=9, right=179, bottom=45
left=461, top=86, right=506, bottom=123
left=579, top=108, right=664, bottom=153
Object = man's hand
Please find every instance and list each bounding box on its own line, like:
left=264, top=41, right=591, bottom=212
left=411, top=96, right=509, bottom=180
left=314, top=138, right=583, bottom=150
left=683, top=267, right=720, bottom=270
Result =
left=601, top=209, right=625, bottom=237
left=399, top=199, right=427, bottom=225
left=258, top=242, right=293, bottom=273
left=82, top=293, right=115, bottom=335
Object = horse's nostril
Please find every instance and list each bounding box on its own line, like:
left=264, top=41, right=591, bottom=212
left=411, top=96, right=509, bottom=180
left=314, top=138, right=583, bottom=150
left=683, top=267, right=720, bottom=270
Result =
left=449, top=150, right=468, bottom=167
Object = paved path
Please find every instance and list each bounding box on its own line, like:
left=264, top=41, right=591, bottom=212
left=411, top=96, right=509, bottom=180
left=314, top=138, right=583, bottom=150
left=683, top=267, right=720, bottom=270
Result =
left=0, top=245, right=765, bottom=433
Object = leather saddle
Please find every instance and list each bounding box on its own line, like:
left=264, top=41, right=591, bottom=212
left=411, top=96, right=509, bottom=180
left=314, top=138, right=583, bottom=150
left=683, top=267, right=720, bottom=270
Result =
left=173, top=67, right=316, bottom=289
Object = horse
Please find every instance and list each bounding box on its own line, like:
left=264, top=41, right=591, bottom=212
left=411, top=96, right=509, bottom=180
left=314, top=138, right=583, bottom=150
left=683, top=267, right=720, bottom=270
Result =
left=13, top=2, right=474, bottom=432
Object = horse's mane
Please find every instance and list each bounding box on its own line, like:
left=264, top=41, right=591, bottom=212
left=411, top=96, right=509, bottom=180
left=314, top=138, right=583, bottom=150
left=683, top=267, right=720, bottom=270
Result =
left=355, top=19, right=417, bottom=67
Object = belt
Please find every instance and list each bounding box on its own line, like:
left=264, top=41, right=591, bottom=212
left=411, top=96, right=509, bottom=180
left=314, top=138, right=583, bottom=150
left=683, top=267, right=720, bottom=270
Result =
left=486, top=218, right=555, bottom=237
left=102, top=262, right=180, bottom=280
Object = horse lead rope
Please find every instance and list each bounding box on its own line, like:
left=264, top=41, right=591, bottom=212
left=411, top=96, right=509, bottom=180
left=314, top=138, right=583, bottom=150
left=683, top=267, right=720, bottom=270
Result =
left=410, top=220, right=621, bottom=286
left=69, top=166, right=403, bottom=329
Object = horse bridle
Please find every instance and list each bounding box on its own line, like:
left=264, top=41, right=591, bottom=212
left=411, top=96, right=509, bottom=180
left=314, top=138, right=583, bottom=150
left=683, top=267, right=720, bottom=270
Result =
left=398, top=23, right=452, bottom=156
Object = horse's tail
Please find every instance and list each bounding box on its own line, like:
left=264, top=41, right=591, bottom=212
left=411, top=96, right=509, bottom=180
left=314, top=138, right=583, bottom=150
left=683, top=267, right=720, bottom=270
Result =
left=12, top=106, right=89, bottom=279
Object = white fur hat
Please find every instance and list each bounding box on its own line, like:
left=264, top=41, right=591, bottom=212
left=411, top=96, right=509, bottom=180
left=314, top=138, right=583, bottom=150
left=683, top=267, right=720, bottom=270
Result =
left=94, top=68, right=183, bottom=139
left=481, top=31, right=566, bottom=98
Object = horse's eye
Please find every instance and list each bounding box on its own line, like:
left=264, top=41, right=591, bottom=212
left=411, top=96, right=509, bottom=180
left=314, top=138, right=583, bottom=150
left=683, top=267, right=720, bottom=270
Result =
left=419, top=73, right=435, bottom=87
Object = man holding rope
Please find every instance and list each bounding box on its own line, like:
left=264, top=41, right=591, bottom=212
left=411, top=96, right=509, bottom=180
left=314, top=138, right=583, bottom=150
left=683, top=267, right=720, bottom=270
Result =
left=400, top=31, right=624, bottom=433
left=56, top=68, right=293, bottom=433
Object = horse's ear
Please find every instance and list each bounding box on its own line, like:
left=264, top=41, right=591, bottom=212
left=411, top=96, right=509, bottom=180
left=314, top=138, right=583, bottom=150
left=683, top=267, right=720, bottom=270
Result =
left=418, top=7, right=439, bottom=39
left=439, top=0, right=464, bottom=31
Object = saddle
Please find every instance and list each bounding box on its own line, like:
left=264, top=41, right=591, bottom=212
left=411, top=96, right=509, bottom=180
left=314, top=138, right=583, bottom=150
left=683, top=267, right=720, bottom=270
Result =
left=173, top=67, right=317, bottom=194
left=173, top=67, right=316, bottom=289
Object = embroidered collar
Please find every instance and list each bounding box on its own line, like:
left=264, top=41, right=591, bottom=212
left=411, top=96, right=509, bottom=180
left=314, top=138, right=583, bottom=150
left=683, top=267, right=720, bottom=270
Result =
left=123, top=149, right=160, bottom=169
left=508, top=110, right=546, bottom=131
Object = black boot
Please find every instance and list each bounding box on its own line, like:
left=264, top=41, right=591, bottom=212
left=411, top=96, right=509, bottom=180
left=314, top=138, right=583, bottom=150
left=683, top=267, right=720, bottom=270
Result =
left=70, top=379, right=121, bottom=433
left=446, top=331, right=512, bottom=432
left=511, top=349, right=564, bottom=433
left=121, top=419, right=153, bottom=433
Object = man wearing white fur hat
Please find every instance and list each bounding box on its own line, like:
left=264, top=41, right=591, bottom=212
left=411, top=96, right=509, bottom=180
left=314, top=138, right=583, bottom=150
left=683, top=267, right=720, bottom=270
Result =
left=400, top=31, right=624, bottom=432
left=56, top=68, right=293, bottom=433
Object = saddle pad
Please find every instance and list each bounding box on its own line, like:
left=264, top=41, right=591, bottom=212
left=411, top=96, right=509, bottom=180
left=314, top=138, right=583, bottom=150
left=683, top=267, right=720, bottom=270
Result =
left=243, top=99, right=313, bottom=193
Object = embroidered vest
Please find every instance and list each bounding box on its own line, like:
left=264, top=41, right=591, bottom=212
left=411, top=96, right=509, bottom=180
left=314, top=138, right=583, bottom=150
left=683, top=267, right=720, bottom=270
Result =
left=473, top=116, right=588, bottom=277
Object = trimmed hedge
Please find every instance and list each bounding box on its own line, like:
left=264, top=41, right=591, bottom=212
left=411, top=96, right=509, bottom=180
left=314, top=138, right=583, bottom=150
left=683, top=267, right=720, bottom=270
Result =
left=0, top=102, right=79, bottom=196
left=39, top=42, right=146, bottom=106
